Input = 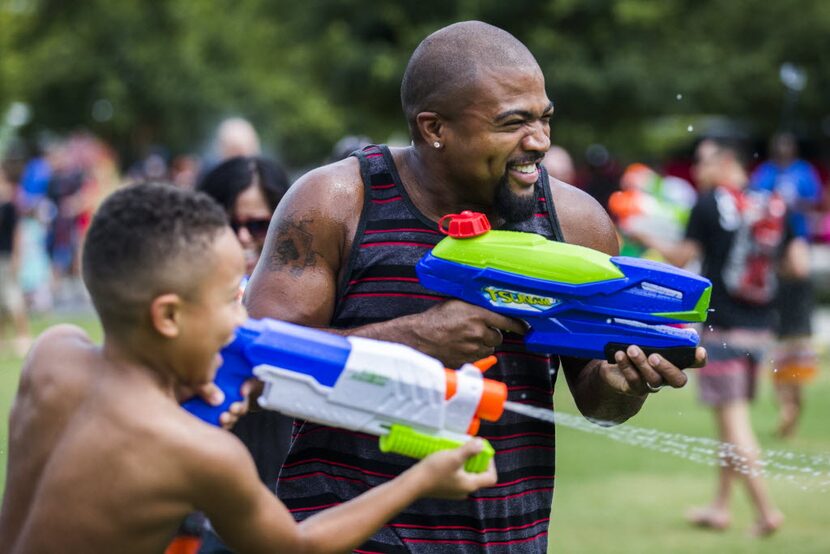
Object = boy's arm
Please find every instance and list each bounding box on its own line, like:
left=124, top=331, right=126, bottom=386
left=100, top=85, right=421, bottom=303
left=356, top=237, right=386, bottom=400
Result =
left=196, top=436, right=495, bottom=553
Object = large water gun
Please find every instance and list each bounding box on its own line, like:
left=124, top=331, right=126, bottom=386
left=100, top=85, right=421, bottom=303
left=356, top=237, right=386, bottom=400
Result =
left=415, top=211, right=711, bottom=368
left=182, top=318, right=506, bottom=472
left=609, top=163, right=697, bottom=244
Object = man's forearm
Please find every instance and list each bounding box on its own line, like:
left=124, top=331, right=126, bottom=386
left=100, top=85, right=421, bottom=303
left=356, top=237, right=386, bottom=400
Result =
left=564, top=358, right=647, bottom=425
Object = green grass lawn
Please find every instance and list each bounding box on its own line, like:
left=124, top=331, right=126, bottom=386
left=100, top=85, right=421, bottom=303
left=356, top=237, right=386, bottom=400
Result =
left=550, top=353, right=830, bottom=553
left=2, top=314, right=829, bottom=553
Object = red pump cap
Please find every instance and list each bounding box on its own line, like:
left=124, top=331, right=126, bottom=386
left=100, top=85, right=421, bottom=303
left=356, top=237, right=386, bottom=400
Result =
left=438, top=211, right=491, bottom=238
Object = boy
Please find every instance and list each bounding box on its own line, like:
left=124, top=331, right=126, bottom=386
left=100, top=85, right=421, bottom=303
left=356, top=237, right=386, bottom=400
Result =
left=0, top=182, right=495, bottom=553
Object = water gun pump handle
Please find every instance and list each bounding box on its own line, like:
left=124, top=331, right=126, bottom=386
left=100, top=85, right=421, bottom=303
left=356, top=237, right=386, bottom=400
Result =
left=604, top=343, right=697, bottom=369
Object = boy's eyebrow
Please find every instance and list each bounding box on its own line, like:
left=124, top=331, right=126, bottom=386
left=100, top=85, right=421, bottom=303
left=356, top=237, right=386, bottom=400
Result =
left=494, top=102, right=554, bottom=122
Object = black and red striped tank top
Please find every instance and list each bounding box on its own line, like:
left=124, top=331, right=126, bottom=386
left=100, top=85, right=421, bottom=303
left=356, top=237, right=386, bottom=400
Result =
left=277, top=145, right=563, bottom=553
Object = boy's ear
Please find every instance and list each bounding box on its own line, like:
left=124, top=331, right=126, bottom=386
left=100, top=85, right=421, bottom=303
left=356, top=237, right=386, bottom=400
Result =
left=150, top=293, right=183, bottom=339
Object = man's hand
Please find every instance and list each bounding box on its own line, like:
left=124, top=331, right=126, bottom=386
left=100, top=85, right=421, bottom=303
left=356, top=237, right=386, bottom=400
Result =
left=403, top=300, right=527, bottom=369
left=603, top=345, right=707, bottom=396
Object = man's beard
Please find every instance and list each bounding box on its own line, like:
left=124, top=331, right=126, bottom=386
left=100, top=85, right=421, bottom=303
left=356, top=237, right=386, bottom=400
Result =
left=494, top=175, right=538, bottom=224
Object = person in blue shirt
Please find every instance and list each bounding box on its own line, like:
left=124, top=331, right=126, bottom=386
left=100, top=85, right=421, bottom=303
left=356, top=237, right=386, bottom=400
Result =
left=750, top=132, right=821, bottom=238
left=750, top=132, right=821, bottom=438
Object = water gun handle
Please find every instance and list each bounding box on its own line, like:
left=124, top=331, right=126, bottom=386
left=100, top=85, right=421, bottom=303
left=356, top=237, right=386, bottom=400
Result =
left=603, top=343, right=697, bottom=369
left=379, top=424, right=495, bottom=473
left=181, top=348, right=253, bottom=426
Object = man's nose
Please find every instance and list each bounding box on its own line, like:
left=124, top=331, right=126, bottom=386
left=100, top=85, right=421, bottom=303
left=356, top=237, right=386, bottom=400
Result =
left=523, top=121, right=550, bottom=153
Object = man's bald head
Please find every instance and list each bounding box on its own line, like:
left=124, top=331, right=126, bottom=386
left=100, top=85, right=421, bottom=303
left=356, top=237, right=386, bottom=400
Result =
left=401, top=21, right=539, bottom=142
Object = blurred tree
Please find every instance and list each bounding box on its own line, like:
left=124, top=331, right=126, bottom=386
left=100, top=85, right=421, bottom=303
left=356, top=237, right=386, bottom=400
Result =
left=1, top=0, right=828, bottom=169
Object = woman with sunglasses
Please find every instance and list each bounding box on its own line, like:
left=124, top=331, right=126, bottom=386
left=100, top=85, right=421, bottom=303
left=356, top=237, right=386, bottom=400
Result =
left=198, top=156, right=290, bottom=277
left=191, top=155, right=291, bottom=554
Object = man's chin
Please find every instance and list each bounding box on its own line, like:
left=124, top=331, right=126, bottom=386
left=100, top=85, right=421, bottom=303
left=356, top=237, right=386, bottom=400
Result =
left=495, top=178, right=538, bottom=223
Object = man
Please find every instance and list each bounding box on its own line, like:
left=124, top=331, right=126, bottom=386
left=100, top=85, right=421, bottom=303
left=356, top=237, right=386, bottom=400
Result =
left=635, top=137, right=807, bottom=536
left=541, top=144, right=576, bottom=184
left=750, top=132, right=821, bottom=438
left=0, top=166, right=31, bottom=355
left=245, top=21, right=702, bottom=553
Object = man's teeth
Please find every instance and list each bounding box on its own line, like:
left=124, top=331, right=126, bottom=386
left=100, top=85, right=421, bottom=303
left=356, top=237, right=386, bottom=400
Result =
left=511, top=163, right=537, bottom=174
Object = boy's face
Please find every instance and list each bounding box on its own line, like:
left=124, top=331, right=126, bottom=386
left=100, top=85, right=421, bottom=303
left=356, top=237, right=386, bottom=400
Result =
left=176, top=228, right=247, bottom=386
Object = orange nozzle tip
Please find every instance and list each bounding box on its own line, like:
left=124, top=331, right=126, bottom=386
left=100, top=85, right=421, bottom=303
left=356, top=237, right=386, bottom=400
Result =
left=477, top=379, right=507, bottom=421
left=473, top=355, right=498, bottom=373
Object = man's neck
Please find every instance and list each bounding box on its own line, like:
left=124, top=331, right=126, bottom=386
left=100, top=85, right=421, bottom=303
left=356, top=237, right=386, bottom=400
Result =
left=396, top=146, right=499, bottom=223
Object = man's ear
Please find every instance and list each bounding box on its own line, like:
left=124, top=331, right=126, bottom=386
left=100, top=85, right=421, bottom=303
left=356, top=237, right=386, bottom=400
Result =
left=415, top=111, right=444, bottom=145
left=150, top=293, right=183, bottom=339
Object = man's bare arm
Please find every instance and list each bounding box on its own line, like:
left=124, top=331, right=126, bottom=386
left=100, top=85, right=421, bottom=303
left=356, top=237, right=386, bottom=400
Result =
left=244, top=161, right=525, bottom=368
left=550, top=179, right=700, bottom=423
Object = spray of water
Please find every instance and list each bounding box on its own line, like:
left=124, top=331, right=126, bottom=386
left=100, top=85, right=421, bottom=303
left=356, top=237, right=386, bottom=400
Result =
left=503, top=401, right=830, bottom=492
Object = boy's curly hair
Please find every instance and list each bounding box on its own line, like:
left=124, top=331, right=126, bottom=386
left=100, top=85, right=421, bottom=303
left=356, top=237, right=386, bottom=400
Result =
left=82, top=182, right=229, bottom=331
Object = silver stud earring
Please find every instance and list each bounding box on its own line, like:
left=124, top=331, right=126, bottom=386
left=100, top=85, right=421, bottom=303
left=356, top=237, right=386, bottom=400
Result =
left=433, top=141, right=441, bottom=149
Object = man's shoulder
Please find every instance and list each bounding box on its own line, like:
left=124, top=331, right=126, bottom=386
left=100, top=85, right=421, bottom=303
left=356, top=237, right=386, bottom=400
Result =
left=291, top=156, right=364, bottom=199
left=547, top=176, right=618, bottom=254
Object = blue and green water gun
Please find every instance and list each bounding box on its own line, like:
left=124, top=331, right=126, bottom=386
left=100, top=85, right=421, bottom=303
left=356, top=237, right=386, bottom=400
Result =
left=416, top=212, right=711, bottom=367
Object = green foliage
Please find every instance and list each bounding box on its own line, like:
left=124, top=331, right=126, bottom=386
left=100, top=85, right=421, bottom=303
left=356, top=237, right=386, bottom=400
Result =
left=2, top=0, right=829, bottom=167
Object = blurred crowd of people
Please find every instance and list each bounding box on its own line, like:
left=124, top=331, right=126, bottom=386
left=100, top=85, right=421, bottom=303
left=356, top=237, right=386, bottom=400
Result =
left=0, top=118, right=374, bottom=358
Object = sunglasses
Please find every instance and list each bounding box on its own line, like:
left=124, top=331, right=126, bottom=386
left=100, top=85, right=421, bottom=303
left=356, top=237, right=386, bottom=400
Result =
left=230, top=218, right=271, bottom=239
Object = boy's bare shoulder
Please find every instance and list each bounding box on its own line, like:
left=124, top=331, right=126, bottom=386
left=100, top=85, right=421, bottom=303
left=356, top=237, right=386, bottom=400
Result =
left=19, top=325, right=101, bottom=394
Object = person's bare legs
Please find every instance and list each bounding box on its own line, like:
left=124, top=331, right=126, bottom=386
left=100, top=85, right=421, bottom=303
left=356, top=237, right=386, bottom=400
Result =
left=774, top=381, right=801, bottom=439
left=686, top=405, right=734, bottom=531
left=6, top=292, right=32, bottom=357
left=719, top=400, right=783, bottom=536
left=687, top=401, right=783, bottom=534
